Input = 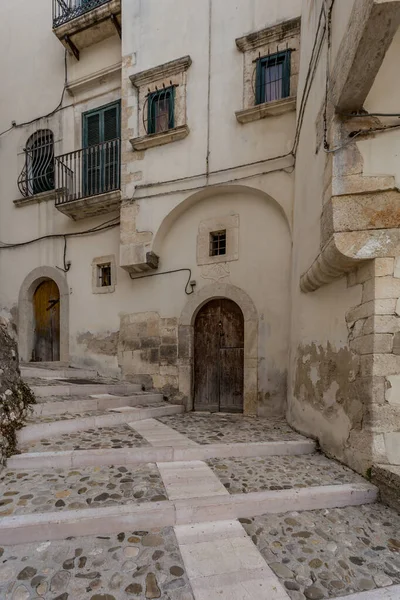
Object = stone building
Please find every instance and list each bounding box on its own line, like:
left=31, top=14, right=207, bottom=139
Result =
left=0, top=0, right=399, bottom=476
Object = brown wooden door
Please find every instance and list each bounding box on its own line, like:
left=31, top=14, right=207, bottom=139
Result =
left=194, top=299, right=244, bottom=413
left=33, top=280, right=60, bottom=362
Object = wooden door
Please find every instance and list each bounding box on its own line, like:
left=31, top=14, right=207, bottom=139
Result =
left=33, top=280, right=60, bottom=362
left=194, top=299, right=244, bottom=413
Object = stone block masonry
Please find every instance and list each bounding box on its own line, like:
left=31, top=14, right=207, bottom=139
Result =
left=118, top=311, right=181, bottom=400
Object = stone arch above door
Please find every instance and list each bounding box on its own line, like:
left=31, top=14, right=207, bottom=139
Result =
left=18, top=266, right=69, bottom=363
left=179, top=282, right=258, bottom=415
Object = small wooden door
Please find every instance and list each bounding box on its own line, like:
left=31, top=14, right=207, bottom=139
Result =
left=194, top=299, right=244, bottom=413
left=33, top=280, right=60, bottom=362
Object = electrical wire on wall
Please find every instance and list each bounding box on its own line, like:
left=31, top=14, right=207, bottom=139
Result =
left=0, top=50, right=68, bottom=139
left=0, top=217, right=120, bottom=273
left=129, top=268, right=195, bottom=295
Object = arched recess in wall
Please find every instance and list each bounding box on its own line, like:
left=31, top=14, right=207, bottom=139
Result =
left=18, top=267, right=69, bottom=363
left=178, top=282, right=258, bottom=416
left=151, top=183, right=292, bottom=258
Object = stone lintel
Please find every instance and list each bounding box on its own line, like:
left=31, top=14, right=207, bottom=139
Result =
left=331, top=0, right=400, bottom=112
left=235, top=17, right=301, bottom=52
left=235, top=97, right=296, bottom=123
left=130, top=56, right=192, bottom=88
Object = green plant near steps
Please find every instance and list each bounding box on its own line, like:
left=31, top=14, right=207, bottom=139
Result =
left=0, top=320, right=36, bottom=464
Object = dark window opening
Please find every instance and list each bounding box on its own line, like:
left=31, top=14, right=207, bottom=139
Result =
left=17, top=130, right=55, bottom=198
left=255, top=51, right=291, bottom=105
left=146, top=87, right=175, bottom=135
left=98, top=263, right=112, bottom=287
left=209, top=230, right=227, bottom=257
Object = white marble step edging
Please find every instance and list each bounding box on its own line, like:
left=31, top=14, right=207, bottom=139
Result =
left=0, top=483, right=377, bottom=545
left=8, top=439, right=316, bottom=470
left=31, top=393, right=164, bottom=417
left=128, top=418, right=199, bottom=448
left=21, top=366, right=98, bottom=380
left=30, top=382, right=142, bottom=398
left=333, top=588, right=400, bottom=600
left=175, top=520, right=290, bottom=600
left=17, top=404, right=184, bottom=443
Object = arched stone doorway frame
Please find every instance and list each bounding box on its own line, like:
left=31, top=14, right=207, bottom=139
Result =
left=179, top=282, right=258, bottom=415
left=18, top=266, right=69, bottom=363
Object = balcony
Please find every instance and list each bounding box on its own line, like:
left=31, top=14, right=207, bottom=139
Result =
left=54, top=139, right=121, bottom=220
left=52, top=0, right=121, bottom=60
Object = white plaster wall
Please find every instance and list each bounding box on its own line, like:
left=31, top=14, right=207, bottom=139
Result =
left=122, top=0, right=301, bottom=185
left=357, top=28, right=400, bottom=187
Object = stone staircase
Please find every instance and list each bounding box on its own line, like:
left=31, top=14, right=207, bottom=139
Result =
left=0, top=366, right=399, bottom=599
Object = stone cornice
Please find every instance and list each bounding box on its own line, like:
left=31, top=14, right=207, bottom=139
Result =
left=67, top=62, right=121, bottom=96
left=130, top=56, right=192, bottom=88
left=235, top=17, right=301, bottom=53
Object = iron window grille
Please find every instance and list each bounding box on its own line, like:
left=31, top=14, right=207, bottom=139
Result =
left=52, top=0, right=112, bottom=28
left=209, top=231, right=227, bottom=257
left=255, top=50, right=291, bottom=105
left=17, top=130, right=55, bottom=198
left=144, top=86, right=175, bottom=135
left=98, top=263, right=112, bottom=287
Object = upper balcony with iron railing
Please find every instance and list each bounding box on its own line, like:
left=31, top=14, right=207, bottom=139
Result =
left=52, top=0, right=121, bottom=60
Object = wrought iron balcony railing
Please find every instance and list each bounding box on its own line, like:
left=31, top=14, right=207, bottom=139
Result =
left=55, top=139, right=120, bottom=206
left=52, top=0, right=112, bottom=28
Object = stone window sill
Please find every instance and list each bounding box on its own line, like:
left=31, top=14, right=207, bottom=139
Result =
left=14, top=189, right=56, bottom=208
left=93, top=284, right=116, bottom=294
left=235, top=97, right=296, bottom=124
left=130, top=125, right=189, bottom=151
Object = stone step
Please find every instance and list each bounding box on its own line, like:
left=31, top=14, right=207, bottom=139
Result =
left=240, top=502, right=400, bottom=599
left=0, top=482, right=377, bottom=545
left=31, top=392, right=164, bottom=416
left=8, top=439, right=317, bottom=470
left=0, top=462, right=168, bottom=518
left=17, top=404, right=185, bottom=443
left=20, top=365, right=99, bottom=380
left=0, top=526, right=192, bottom=599
left=30, top=382, right=143, bottom=398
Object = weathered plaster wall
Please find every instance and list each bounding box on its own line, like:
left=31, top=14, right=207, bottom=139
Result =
left=119, top=188, right=292, bottom=414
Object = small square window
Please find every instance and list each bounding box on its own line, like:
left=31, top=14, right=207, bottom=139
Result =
left=209, top=230, right=227, bottom=257
left=255, top=51, right=291, bottom=105
left=147, top=87, right=175, bottom=134
left=97, top=263, right=112, bottom=287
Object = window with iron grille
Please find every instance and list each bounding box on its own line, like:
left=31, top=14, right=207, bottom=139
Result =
left=97, top=263, right=112, bottom=287
left=209, top=230, right=227, bottom=257
left=146, top=87, right=175, bottom=135
left=17, top=130, right=55, bottom=198
left=255, top=51, right=291, bottom=105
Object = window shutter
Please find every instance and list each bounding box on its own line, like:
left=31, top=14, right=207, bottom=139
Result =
left=103, top=105, right=119, bottom=141
left=85, top=113, right=101, bottom=147
left=282, top=51, right=291, bottom=98
left=255, top=59, right=263, bottom=105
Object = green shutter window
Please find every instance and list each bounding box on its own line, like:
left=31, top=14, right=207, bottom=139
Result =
left=146, top=87, right=175, bottom=135
left=82, top=101, right=121, bottom=197
left=255, top=51, right=291, bottom=105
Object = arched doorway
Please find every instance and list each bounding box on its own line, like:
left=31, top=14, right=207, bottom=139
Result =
left=33, top=280, right=60, bottom=361
left=194, top=298, right=244, bottom=413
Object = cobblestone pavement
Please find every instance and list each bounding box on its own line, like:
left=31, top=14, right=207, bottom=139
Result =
left=158, top=414, right=307, bottom=444
left=0, top=527, right=194, bottom=599
left=0, top=464, right=167, bottom=516
left=19, top=424, right=149, bottom=453
left=240, top=504, right=400, bottom=599
left=207, top=454, right=365, bottom=493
